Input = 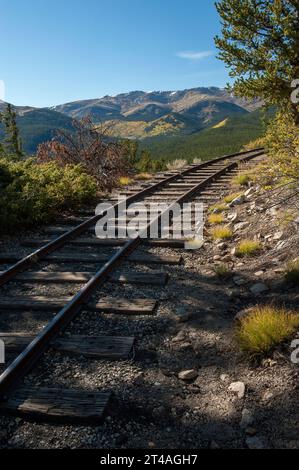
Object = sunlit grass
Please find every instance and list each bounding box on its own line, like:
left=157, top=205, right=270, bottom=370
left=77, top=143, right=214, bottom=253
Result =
left=285, top=259, right=299, bottom=283
left=223, top=192, right=243, bottom=204
left=235, top=305, right=299, bottom=357
left=208, top=213, right=225, bottom=225
left=233, top=173, right=251, bottom=186
left=136, top=172, right=152, bottom=180
left=208, top=203, right=229, bottom=213
left=210, top=226, right=233, bottom=240
left=236, top=240, right=262, bottom=257
left=119, top=176, right=133, bottom=186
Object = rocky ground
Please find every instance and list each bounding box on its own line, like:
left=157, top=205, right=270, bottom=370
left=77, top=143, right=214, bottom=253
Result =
left=0, top=172, right=298, bottom=450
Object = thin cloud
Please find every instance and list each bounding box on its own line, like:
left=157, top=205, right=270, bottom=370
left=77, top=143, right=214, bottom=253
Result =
left=177, top=50, right=214, bottom=61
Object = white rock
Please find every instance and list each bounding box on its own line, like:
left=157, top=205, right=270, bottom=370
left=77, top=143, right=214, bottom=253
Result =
left=295, top=217, right=299, bottom=225
left=245, top=187, right=255, bottom=197
left=227, top=212, right=238, bottom=222
left=234, top=221, right=250, bottom=232
left=250, top=283, right=269, bottom=295
left=230, top=195, right=246, bottom=207
left=178, top=369, right=198, bottom=381
left=228, top=381, right=246, bottom=399
left=233, top=276, right=247, bottom=286
left=273, top=231, right=284, bottom=241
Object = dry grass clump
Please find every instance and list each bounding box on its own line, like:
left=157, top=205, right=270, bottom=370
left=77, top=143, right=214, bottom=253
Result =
left=210, top=226, right=233, bottom=240
left=208, top=214, right=225, bottom=225
left=233, top=173, right=251, bottom=186
left=213, top=263, right=231, bottom=279
left=136, top=172, right=152, bottom=180
left=166, top=159, right=188, bottom=171
left=119, top=176, right=133, bottom=186
left=285, top=259, right=299, bottom=284
left=235, top=306, right=299, bottom=356
left=223, top=192, right=243, bottom=204
left=235, top=240, right=262, bottom=257
left=208, top=203, right=229, bottom=213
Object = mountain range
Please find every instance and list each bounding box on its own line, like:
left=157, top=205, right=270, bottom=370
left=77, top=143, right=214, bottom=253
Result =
left=0, top=87, right=266, bottom=159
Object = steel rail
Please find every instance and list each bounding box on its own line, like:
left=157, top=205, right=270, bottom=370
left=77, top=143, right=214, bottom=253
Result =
left=0, top=148, right=263, bottom=287
left=0, top=149, right=265, bottom=399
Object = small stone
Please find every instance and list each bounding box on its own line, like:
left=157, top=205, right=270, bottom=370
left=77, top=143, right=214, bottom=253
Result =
left=228, top=212, right=238, bottom=222
left=233, top=276, right=248, bottom=286
left=229, top=195, right=246, bottom=207
left=245, top=427, right=257, bottom=437
left=217, top=242, right=228, bottom=250
left=213, top=255, right=222, bottom=261
left=273, top=231, right=284, bottom=241
left=240, top=409, right=254, bottom=428
left=228, top=381, right=246, bottom=399
left=220, top=374, right=229, bottom=382
left=178, top=369, right=198, bottom=381
left=254, top=271, right=264, bottom=277
left=295, top=217, right=299, bottom=225
left=250, top=283, right=269, bottom=295
left=245, top=187, right=255, bottom=197
left=234, top=221, right=250, bottom=232
left=173, top=307, right=191, bottom=323
left=262, top=391, right=274, bottom=401
left=246, top=436, right=266, bottom=450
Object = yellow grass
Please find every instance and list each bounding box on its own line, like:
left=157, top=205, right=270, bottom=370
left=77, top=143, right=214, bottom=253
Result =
left=136, top=172, right=152, bottom=180
left=285, top=259, right=299, bottom=283
left=119, top=176, right=133, bottom=186
left=236, top=240, right=262, bottom=257
left=210, top=226, right=233, bottom=240
left=233, top=174, right=251, bottom=186
left=208, top=213, right=225, bottom=225
left=235, top=306, right=299, bottom=356
left=223, top=192, right=243, bottom=204
left=208, top=203, right=229, bottom=213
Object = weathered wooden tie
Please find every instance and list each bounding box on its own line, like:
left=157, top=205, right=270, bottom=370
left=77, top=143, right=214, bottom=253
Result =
left=0, top=387, right=110, bottom=423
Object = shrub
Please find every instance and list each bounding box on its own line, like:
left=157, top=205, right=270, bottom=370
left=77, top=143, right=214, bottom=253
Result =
left=233, top=173, right=251, bottom=186
left=236, top=240, right=262, bottom=257
left=223, top=192, right=243, bottom=204
left=210, top=226, right=233, bottom=240
left=285, top=259, right=299, bottom=284
left=208, top=213, right=225, bottom=225
left=235, top=306, right=299, bottom=357
left=0, top=158, right=97, bottom=232
left=213, top=263, right=231, bottom=279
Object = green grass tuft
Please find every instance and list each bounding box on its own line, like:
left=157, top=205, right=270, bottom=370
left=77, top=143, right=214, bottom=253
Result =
left=210, top=226, right=233, bottom=240
left=233, top=173, right=251, bottom=186
left=213, top=263, right=232, bottom=279
left=236, top=240, right=262, bottom=257
left=235, top=305, right=299, bottom=357
left=208, top=203, right=229, bottom=213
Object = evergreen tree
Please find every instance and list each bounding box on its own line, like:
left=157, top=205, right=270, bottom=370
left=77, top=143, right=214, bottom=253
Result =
left=215, top=0, right=299, bottom=122
left=0, top=104, right=23, bottom=158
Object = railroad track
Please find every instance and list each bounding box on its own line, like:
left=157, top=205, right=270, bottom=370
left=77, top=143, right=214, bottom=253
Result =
left=0, top=148, right=264, bottom=423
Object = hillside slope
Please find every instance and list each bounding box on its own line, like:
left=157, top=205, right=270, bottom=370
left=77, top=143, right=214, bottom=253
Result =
left=141, top=110, right=270, bottom=161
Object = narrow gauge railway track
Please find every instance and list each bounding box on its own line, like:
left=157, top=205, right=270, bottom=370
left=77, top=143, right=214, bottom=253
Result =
left=0, top=148, right=264, bottom=422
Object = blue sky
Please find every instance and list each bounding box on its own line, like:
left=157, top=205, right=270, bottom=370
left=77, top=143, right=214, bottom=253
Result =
left=0, top=0, right=230, bottom=107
